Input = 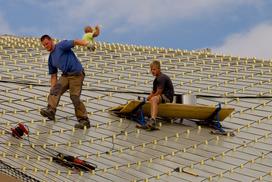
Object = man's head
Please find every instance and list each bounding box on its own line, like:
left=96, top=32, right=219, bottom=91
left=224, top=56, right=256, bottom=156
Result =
left=84, top=26, right=93, bottom=33
left=150, top=60, right=161, bottom=77
left=40, top=34, right=54, bottom=52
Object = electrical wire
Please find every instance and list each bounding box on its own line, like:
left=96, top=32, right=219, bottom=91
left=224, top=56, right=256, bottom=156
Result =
left=0, top=124, right=98, bottom=172
left=24, top=128, right=98, bottom=170
left=1, top=79, right=272, bottom=99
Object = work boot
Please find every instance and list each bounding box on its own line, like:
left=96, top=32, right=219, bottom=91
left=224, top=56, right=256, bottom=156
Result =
left=74, top=119, right=90, bottom=129
left=40, top=108, right=55, bottom=120
left=146, top=118, right=157, bottom=128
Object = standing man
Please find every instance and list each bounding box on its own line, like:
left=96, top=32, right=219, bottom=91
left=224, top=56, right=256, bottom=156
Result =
left=40, top=35, right=92, bottom=129
left=146, top=60, right=174, bottom=128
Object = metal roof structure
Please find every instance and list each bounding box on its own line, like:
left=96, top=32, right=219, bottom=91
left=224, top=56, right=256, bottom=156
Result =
left=0, top=35, right=271, bottom=182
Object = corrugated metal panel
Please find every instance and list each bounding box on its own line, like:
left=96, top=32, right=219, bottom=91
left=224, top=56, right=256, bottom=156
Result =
left=0, top=35, right=271, bottom=181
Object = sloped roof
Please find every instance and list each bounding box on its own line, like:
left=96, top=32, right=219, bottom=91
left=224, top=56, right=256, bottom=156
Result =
left=0, top=35, right=271, bottom=182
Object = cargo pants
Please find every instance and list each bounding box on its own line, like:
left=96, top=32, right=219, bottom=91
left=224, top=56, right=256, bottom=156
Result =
left=47, top=71, right=88, bottom=121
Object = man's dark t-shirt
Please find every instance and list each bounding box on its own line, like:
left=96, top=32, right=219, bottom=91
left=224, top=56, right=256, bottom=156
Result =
left=153, top=73, right=174, bottom=102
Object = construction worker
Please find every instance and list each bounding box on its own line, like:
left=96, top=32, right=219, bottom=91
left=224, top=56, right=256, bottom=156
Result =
left=40, top=35, right=92, bottom=129
left=146, top=60, right=174, bottom=128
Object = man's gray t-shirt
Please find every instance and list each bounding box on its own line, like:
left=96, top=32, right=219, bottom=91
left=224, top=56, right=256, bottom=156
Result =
left=153, top=73, right=174, bottom=102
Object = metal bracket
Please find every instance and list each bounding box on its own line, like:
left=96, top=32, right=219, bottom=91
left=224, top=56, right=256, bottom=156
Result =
left=204, top=103, right=225, bottom=133
left=130, top=97, right=146, bottom=126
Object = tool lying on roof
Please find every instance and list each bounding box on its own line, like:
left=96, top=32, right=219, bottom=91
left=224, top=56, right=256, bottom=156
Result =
left=1, top=122, right=97, bottom=172
left=53, top=152, right=96, bottom=172
left=11, top=123, right=29, bottom=139
left=0, top=122, right=29, bottom=139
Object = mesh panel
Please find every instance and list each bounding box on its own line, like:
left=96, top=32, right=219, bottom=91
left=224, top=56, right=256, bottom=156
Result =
left=0, top=160, right=40, bottom=182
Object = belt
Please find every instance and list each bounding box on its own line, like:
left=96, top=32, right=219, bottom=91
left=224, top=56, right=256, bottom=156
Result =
left=62, top=71, right=83, bottom=76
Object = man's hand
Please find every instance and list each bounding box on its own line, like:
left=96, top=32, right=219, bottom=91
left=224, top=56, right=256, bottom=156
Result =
left=50, top=74, right=57, bottom=87
left=74, top=39, right=89, bottom=47
left=50, top=83, right=62, bottom=96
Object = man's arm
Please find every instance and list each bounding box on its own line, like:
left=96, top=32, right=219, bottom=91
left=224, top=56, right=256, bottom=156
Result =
left=147, top=88, right=163, bottom=101
left=73, top=39, right=89, bottom=47
left=50, top=74, right=57, bottom=88
left=151, top=88, right=163, bottom=97
left=147, top=91, right=154, bottom=101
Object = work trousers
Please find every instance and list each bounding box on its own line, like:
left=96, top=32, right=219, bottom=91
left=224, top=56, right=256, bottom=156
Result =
left=47, top=72, right=88, bottom=121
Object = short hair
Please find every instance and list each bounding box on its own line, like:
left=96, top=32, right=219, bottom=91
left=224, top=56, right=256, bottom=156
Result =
left=150, top=60, right=161, bottom=69
left=84, top=26, right=93, bottom=33
left=40, top=34, right=52, bottom=42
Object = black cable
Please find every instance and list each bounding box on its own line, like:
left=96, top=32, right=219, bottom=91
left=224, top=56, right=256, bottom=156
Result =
left=26, top=133, right=98, bottom=171
left=24, top=125, right=57, bottom=157
left=84, top=88, right=149, bottom=95
left=196, top=94, right=272, bottom=99
left=14, top=125, right=97, bottom=171
left=1, top=79, right=272, bottom=99
left=106, top=117, right=132, bottom=154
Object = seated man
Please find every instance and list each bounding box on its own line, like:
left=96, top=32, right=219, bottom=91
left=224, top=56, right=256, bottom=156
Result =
left=146, top=60, right=174, bottom=128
